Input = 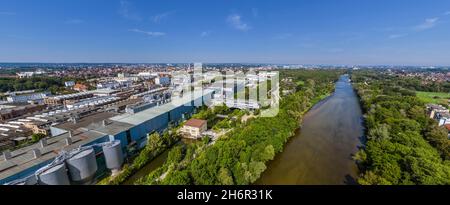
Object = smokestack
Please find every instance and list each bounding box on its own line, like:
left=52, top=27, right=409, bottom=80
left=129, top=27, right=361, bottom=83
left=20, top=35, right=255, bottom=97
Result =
left=2, top=151, right=12, bottom=161
left=65, top=138, right=72, bottom=146
left=40, top=138, right=47, bottom=148
left=32, top=149, right=41, bottom=159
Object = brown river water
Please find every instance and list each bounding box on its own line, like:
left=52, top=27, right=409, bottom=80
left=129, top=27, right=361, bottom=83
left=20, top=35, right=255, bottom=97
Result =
left=256, top=75, right=365, bottom=185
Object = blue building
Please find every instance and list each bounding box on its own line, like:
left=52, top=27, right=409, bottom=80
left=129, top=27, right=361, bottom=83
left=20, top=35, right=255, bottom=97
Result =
left=0, top=89, right=214, bottom=184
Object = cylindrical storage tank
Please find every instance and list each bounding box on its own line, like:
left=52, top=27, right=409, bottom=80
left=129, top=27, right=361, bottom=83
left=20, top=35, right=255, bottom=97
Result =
left=38, top=163, right=70, bottom=185
left=66, top=148, right=98, bottom=185
left=102, top=141, right=124, bottom=171
left=24, top=175, right=38, bottom=185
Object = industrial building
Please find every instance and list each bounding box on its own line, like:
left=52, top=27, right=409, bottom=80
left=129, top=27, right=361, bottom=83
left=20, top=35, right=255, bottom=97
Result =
left=0, top=104, right=47, bottom=121
left=44, top=92, right=94, bottom=105
left=0, top=89, right=214, bottom=184
left=6, top=92, right=51, bottom=104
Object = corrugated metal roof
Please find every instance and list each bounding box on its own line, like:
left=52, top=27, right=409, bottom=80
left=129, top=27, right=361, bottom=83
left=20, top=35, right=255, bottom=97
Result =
left=110, top=90, right=213, bottom=125
left=0, top=129, right=106, bottom=181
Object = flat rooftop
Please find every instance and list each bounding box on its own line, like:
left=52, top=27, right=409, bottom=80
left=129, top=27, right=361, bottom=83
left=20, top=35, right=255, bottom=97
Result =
left=0, top=130, right=104, bottom=181
left=110, top=89, right=213, bottom=125
left=0, top=118, right=134, bottom=182
left=54, top=112, right=118, bottom=131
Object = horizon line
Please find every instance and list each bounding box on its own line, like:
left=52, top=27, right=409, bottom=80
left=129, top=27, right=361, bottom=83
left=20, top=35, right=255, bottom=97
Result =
left=0, top=62, right=449, bottom=68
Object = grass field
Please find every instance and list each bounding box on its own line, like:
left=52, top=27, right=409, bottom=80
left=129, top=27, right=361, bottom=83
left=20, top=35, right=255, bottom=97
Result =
left=296, top=81, right=305, bottom=86
left=416, top=91, right=450, bottom=105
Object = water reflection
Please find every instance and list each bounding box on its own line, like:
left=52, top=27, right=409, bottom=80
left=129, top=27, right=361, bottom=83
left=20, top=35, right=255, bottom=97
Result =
left=256, top=75, right=364, bottom=185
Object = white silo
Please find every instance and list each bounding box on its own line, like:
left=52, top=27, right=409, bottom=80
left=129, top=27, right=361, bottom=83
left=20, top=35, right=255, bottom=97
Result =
left=38, top=163, right=71, bottom=185
left=66, top=148, right=98, bottom=185
left=102, top=141, right=124, bottom=175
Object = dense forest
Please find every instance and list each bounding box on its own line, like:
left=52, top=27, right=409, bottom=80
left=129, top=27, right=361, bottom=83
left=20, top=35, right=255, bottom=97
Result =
left=396, top=77, right=450, bottom=93
left=135, top=70, right=343, bottom=185
left=351, top=70, right=450, bottom=93
left=0, top=77, right=80, bottom=94
left=352, top=70, right=450, bottom=185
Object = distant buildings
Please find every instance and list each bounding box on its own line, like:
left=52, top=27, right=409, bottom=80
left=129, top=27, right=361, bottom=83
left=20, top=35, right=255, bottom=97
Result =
left=0, top=104, right=47, bottom=121
left=96, top=81, right=120, bottom=89
left=16, top=71, right=46, bottom=79
left=155, top=76, right=171, bottom=86
left=426, top=104, right=449, bottom=121
left=438, top=112, right=450, bottom=126
left=6, top=92, right=51, bottom=104
left=137, top=72, right=158, bottom=80
left=426, top=103, right=450, bottom=138
left=44, top=92, right=94, bottom=105
left=74, top=83, right=89, bottom=92
left=65, top=81, right=75, bottom=87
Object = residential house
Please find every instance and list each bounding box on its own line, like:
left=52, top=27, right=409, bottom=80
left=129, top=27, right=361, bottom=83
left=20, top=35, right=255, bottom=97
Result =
left=181, top=119, right=207, bottom=139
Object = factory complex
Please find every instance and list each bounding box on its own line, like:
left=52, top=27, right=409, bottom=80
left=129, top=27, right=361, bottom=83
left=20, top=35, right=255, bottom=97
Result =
left=0, top=69, right=277, bottom=185
left=0, top=89, right=213, bottom=184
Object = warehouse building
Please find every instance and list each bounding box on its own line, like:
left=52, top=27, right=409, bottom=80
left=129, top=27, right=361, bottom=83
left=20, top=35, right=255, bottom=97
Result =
left=0, top=89, right=214, bottom=184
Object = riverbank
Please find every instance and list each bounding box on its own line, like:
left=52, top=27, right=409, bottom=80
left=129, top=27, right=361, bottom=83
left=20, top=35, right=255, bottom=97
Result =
left=256, top=75, right=364, bottom=185
left=98, top=130, right=180, bottom=185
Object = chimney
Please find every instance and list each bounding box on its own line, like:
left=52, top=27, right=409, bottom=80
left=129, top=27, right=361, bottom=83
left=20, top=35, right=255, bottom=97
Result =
left=65, top=138, right=72, bottom=146
left=68, top=131, right=73, bottom=138
left=32, top=149, right=41, bottom=159
left=39, top=138, right=47, bottom=148
left=102, top=120, right=107, bottom=127
left=2, top=151, right=12, bottom=161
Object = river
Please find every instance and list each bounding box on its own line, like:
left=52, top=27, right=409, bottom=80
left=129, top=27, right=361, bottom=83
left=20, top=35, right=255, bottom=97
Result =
left=256, top=75, right=364, bottom=185
left=123, top=149, right=170, bottom=185
left=123, top=139, right=196, bottom=185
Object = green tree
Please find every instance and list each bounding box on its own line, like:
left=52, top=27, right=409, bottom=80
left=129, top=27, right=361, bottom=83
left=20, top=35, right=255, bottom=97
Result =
left=147, top=133, right=163, bottom=151
left=358, top=171, right=392, bottom=185
left=31, top=133, right=46, bottom=142
left=167, top=145, right=184, bottom=165
left=261, top=145, right=275, bottom=162
left=367, top=124, right=390, bottom=141
left=217, top=167, right=234, bottom=185
left=163, top=170, right=191, bottom=185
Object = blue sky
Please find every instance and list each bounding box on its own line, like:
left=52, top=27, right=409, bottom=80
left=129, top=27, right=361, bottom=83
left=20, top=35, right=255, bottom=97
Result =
left=1, top=0, right=450, bottom=65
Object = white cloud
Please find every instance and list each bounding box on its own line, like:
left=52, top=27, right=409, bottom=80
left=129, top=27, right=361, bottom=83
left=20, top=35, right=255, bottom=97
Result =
left=200, top=31, right=211, bottom=38
left=119, top=0, right=141, bottom=21
left=64, top=19, right=84, bottom=24
left=388, top=34, right=407, bottom=39
left=227, top=14, right=251, bottom=31
left=129, top=29, right=166, bottom=37
left=414, top=17, right=439, bottom=31
left=151, top=11, right=175, bottom=23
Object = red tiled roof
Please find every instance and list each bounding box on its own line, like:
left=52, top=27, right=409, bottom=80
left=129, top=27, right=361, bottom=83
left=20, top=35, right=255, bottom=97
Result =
left=184, top=119, right=207, bottom=128
left=445, top=124, right=450, bottom=131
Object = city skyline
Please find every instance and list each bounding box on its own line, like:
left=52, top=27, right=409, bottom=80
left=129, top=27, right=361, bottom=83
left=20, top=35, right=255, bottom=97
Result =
left=1, top=0, right=450, bottom=65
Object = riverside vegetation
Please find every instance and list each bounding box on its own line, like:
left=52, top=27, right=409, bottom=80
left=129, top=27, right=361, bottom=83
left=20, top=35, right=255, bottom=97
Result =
left=134, top=70, right=343, bottom=185
left=352, top=70, right=450, bottom=185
